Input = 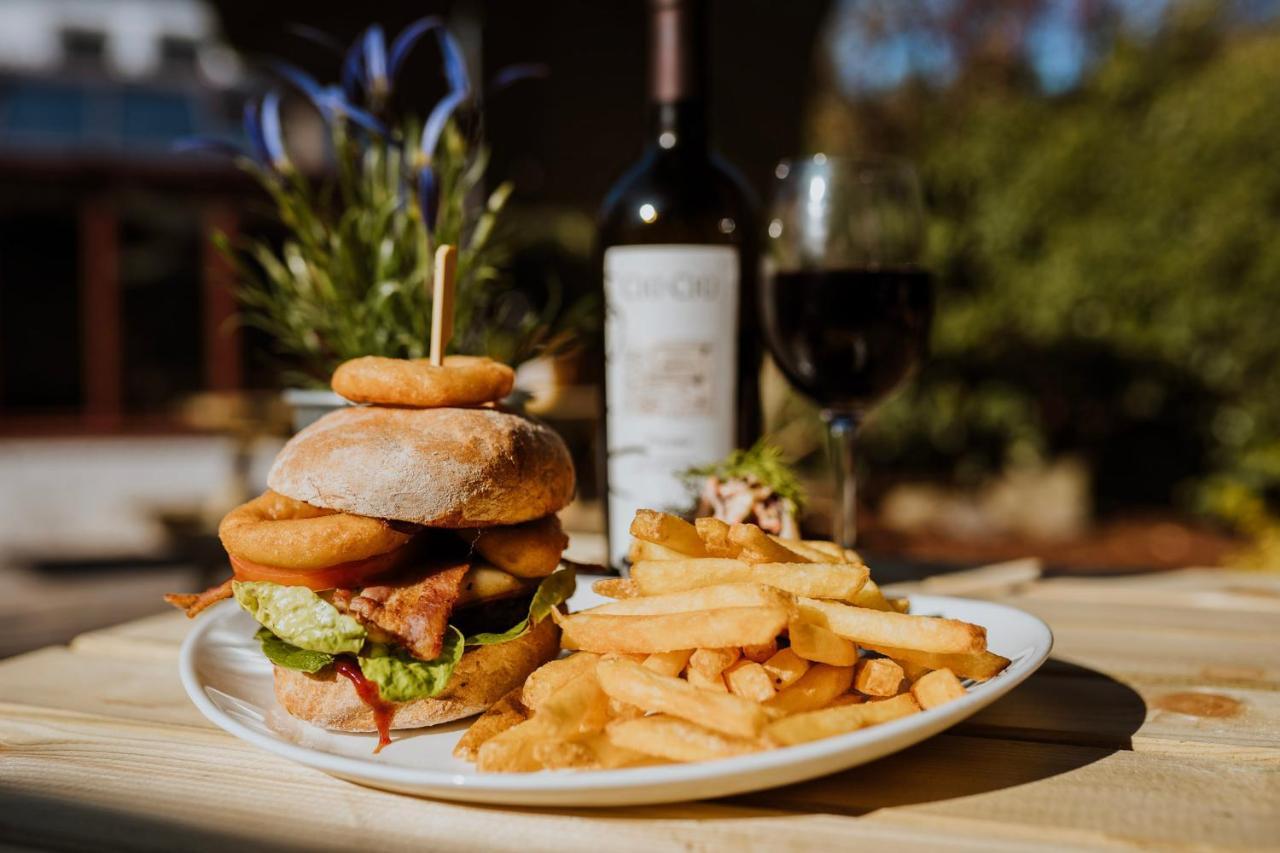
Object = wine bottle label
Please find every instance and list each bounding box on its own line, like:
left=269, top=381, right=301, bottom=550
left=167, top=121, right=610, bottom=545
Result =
left=603, top=244, right=739, bottom=568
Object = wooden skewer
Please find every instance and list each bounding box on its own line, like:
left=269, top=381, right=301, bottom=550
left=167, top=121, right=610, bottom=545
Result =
left=430, top=244, right=457, bottom=366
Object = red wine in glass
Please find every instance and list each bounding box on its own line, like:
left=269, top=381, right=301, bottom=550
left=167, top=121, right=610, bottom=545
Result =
left=762, top=157, right=930, bottom=547
left=763, top=266, right=933, bottom=415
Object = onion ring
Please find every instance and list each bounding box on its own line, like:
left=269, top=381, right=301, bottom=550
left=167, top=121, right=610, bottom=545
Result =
left=331, top=355, right=515, bottom=408
left=465, top=514, right=568, bottom=579
left=218, top=490, right=411, bottom=571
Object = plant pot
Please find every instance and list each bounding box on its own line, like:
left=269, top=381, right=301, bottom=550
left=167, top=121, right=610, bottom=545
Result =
left=282, top=388, right=349, bottom=434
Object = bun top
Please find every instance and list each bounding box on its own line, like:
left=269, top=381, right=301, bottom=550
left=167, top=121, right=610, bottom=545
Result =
left=267, top=406, right=575, bottom=527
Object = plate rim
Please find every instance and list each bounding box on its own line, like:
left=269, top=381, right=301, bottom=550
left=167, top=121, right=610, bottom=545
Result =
left=179, top=590, right=1053, bottom=795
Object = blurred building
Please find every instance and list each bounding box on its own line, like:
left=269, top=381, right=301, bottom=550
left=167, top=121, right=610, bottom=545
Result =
left=0, top=0, right=248, bottom=433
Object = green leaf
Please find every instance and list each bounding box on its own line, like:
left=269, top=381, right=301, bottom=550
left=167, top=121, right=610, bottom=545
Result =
left=358, top=626, right=465, bottom=703
left=255, top=628, right=335, bottom=673
left=466, top=567, right=575, bottom=646
left=682, top=438, right=808, bottom=512
left=232, top=581, right=366, bottom=655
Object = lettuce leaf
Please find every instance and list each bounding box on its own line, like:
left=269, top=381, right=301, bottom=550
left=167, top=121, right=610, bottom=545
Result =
left=233, top=580, right=366, bottom=655
left=255, top=628, right=335, bottom=673
left=358, top=626, right=465, bottom=703
left=466, top=567, right=575, bottom=646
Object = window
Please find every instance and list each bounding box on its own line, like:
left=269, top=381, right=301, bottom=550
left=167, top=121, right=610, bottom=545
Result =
left=61, top=28, right=107, bottom=69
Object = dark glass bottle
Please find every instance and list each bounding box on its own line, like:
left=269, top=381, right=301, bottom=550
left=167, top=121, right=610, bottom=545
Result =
left=596, top=0, right=761, bottom=568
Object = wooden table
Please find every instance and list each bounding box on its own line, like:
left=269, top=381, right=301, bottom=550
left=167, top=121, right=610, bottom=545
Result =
left=2, top=564, right=1278, bottom=851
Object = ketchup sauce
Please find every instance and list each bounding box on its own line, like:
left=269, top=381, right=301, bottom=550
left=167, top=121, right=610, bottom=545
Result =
left=334, top=658, right=395, bottom=752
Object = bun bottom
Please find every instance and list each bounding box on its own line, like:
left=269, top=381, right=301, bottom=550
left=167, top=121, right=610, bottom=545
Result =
left=273, top=617, right=560, bottom=731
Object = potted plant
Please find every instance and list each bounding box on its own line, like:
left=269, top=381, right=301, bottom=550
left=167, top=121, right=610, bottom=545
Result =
left=182, top=19, right=587, bottom=431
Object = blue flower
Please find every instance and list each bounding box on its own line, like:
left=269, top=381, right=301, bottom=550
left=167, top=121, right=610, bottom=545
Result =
left=419, top=88, right=468, bottom=167
left=272, top=62, right=389, bottom=136
left=389, top=17, right=443, bottom=80
left=489, top=63, right=548, bottom=95
left=234, top=92, right=288, bottom=170
left=417, top=165, right=440, bottom=230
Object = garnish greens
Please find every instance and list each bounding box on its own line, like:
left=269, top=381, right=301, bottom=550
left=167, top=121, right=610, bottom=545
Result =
left=683, top=438, right=807, bottom=512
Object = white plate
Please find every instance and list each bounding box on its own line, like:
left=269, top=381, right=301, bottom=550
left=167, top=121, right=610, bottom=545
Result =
left=179, top=578, right=1052, bottom=807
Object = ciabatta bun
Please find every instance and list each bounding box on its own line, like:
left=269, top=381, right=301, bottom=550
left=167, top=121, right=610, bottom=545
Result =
left=267, top=406, right=574, bottom=527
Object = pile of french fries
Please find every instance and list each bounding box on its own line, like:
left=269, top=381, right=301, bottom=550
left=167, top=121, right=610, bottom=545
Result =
left=454, top=510, right=1011, bottom=772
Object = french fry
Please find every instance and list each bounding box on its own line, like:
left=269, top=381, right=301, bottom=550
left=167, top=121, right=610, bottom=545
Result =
left=687, top=667, right=728, bottom=692
left=642, top=649, right=694, bottom=678
left=630, top=510, right=707, bottom=556
left=729, top=523, right=812, bottom=564
left=860, top=643, right=1010, bottom=681
left=557, top=606, right=789, bottom=654
left=762, top=647, right=810, bottom=690
left=453, top=688, right=528, bottom=760
left=911, top=667, right=967, bottom=709
left=592, top=577, right=640, bottom=599
left=628, top=539, right=690, bottom=562
left=475, top=719, right=549, bottom=772
left=898, top=659, right=933, bottom=682
left=695, top=517, right=741, bottom=558
left=632, top=559, right=868, bottom=601
left=765, top=663, right=855, bottom=716
left=767, top=693, right=920, bottom=746
left=741, top=639, right=778, bottom=663
left=723, top=659, right=778, bottom=702
left=849, top=578, right=895, bottom=612
left=596, top=658, right=770, bottom=738
left=689, top=647, right=741, bottom=679
left=770, top=537, right=832, bottom=563
left=799, top=597, right=986, bottom=654
left=531, top=732, right=655, bottom=770
left=459, top=506, right=1015, bottom=773
left=608, top=697, right=645, bottom=720
left=521, top=652, right=601, bottom=710
left=535, top=671, right=612, bottom=736
left=479, top=674, right=613, bottom=772
left=854, top=657, right=905, bottom=697
left=590, top=583, right=795, bottom=617
left=607, top=715, right=760, bottom=762
left=798, top=540, right=847, bottom=561
left=788, top=620, right=858, bottom=666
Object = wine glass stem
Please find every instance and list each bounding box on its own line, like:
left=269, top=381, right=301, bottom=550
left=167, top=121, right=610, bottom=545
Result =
left=823, top=410, right=861, bottom=548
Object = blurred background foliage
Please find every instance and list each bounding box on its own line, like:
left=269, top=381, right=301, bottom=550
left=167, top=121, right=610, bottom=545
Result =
left=800, top=0, right=1280, bottom=555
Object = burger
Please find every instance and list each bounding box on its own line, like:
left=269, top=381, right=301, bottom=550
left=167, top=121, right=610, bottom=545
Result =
left=166, top=402, right=576, bottom=750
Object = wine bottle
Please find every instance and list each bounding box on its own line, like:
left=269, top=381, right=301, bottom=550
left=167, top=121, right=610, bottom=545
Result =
left=596, top=0, right=761, bottom=569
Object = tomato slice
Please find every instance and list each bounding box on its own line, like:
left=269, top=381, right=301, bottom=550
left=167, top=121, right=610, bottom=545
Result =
left=229, top=546, right=406, bottom=590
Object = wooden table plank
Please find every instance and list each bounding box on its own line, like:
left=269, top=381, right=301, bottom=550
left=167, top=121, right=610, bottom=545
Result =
left=69, top=609, right=193, bottom=661
left=986, top=594, right=1279, bottom=639
left=965, top=672, right=1280, bottom=762
left=3, top=566, right=1278, bottom=850
left=1017, top=570, right=1280, bottom=614
left=7, top=644, right=1277, bottom=772
left=7, top=707, right=1277, bottom=851
left=1, top=708, right=1084, bottom=853
left=743, top=733, right=1280, bottom=849
left=0, top=647, right=205, bottom=728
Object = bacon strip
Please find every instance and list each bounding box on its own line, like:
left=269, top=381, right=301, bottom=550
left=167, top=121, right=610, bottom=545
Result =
left=346, top=562, right=469, bottom=660
left=164, top=578, right=234, bottom=619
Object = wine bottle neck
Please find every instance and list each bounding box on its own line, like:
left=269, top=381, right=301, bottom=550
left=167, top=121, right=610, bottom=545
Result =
left=647, top=0, right=710, bottom=150
left=648, top=101, right=708, bottom=150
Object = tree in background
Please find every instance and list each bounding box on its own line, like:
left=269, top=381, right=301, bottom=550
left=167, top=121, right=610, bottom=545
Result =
left=807, top=0, right=1280, bottom=557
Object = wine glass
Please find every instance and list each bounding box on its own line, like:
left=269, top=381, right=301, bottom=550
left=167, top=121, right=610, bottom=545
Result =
left=761, top=156, right=932, bottom=547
